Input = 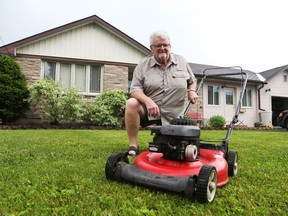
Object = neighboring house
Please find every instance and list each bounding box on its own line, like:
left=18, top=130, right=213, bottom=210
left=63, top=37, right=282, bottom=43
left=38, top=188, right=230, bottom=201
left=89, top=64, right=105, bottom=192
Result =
left=0, top=15, right=287, bottom=127
left=188, top=63, right=264, bottom=127
left=259, top=65, right=288, bottom=125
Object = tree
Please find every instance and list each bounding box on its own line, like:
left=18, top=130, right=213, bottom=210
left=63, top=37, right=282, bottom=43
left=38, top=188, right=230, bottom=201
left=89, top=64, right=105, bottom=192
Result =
left=0, top=54, right=29, bottom=124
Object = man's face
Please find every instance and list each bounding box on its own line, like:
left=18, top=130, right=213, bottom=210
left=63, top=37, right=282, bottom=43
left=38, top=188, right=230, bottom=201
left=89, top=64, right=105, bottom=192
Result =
left=150, top=36, right=171, bottom=65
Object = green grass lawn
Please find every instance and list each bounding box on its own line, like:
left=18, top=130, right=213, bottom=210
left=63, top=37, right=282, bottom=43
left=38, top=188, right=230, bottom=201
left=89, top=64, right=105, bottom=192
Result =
left=0, top=129, right=287, bottom=215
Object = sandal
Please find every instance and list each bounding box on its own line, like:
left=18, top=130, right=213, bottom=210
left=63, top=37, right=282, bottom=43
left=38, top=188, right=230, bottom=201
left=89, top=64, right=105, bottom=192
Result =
left=125, top=146, right=140, bottom=157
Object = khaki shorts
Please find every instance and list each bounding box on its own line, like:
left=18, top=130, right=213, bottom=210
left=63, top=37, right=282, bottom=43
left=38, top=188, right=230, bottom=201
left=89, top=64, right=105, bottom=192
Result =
left=140, top=104, right=162, bottom=127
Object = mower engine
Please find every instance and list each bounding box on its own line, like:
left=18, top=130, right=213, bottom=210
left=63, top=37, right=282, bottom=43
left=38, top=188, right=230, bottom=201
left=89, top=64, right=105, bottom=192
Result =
left=148, top=121, right=200, bottom=162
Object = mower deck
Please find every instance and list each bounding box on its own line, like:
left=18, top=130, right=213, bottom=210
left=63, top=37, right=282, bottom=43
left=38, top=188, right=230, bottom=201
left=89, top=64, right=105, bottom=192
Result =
left=135, top=149, right=229, bottom=187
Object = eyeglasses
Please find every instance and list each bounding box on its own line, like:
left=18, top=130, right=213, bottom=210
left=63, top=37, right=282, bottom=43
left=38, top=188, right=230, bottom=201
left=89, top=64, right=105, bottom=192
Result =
left=151, top=43, right=171, bottom=49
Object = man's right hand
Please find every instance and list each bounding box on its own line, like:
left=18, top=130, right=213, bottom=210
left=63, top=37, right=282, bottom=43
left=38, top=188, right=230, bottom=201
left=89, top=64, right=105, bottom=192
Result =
left=145, top=99, right=160, bottom=118
left=130, top=91, right=160, bottom=118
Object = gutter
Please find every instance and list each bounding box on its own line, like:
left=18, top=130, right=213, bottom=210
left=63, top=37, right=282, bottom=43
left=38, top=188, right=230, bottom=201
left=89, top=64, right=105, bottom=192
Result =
left=258, top=82, right=267, bottom=111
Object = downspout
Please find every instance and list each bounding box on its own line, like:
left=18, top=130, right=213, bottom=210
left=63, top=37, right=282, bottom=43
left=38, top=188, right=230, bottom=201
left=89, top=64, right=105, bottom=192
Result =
left=258, top=82, right=267, bottom=111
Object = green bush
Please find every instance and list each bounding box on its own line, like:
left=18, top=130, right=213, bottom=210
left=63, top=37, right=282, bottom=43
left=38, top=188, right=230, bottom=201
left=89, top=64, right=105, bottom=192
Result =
left=87, top=89, right=128, bottom=127
left=208, top=115, right=226, bottom=128
left=0, top=54, right=30, bottom=124
left=254, top=122, right=262, bottom=128
left=29, top=79, right=84, bottom=124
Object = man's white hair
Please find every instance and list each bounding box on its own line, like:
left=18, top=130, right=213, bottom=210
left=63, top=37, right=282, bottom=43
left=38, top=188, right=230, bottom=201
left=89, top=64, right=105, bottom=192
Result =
left=150, top=31, right=170, bottom=45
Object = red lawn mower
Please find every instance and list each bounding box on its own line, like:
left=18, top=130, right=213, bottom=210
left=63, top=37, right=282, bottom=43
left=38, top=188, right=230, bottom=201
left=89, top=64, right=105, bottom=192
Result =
left=105, top=67, right=248, bottom=203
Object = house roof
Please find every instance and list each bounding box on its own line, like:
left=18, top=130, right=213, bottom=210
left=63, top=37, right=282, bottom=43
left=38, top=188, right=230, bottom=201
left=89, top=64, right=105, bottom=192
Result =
left=259, top=64, right=288, bottom=80
left=0, top=15, right=151, bottom=56
left=189, top=62, right=263, bottom=83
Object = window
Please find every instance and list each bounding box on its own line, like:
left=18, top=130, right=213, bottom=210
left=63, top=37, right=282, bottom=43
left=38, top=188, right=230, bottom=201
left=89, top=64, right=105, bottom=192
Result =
left=242, top=89, right=252, bottom=107
left=75, top=64, right=86, bottom=92
left=208, top=85, right=219, bottom=105
left=226, top=88, right=234, bottom=105
left=284, top=75, right=287, bottom=82
left=60, top=63, right=71, bottom=88
left=44, top=62, right=56, bottom=79
left=43, top=61, right=102, bottom=94
left=90, top=66, right=101, bottom=93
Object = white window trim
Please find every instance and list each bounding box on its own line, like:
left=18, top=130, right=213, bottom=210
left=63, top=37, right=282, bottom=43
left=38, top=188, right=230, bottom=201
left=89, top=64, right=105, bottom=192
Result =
left=41, top=61, right=103, bottom=96
left=283, top=74, right=287, bottom=83
left=242, top=88, right=252, bottom=108
left=207, top=85, right=220, bottom=106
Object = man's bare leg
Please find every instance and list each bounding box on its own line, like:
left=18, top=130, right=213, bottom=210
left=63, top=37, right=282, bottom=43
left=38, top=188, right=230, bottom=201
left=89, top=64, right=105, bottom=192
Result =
left=125, top=98, right=144, bottom=155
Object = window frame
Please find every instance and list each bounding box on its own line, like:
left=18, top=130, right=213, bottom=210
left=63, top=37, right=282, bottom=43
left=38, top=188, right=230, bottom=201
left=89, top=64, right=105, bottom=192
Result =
left=208, top=85, right=220, bottom=105
left=90, top=65, right=102, bottom=93
left=43, top=62, right=56, bottom=79
left=283, top=74, right=287, bottom=83
left=225, top=87, right=234, bottom=105
left=75, top=64, right=87, bottom=92
left=242, top=88, right=252, bottom=107
left=42, top=61, right=103, bottom=95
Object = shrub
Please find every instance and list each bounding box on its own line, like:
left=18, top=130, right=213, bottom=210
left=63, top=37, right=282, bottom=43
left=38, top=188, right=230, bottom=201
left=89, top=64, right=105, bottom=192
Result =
left=87, top=89, right=128, bottom=127
left=208, top=115, right=226, bottom=128
left=29, top=79, right=84, bottom=124
left=0, top=54, right=30, bottom=124
left=61, top=88, right=85, bottom=123
left=254, top=122, right=262, bottom=128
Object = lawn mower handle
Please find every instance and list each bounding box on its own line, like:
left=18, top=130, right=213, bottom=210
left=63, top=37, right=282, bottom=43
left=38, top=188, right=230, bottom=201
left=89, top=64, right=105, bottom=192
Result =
left=182, top=66, right=248, bottom=153
left=183, top=66, right=248, bottom=120
left=183, top=74, right=206, bottom=116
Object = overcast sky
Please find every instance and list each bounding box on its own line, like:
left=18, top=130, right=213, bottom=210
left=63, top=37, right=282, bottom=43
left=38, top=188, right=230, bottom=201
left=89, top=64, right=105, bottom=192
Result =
left=1, top=0, right=287, bottom=72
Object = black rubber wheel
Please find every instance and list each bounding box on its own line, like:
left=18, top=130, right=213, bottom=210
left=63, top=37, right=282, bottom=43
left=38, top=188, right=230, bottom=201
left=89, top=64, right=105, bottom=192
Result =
left=170, top=118, right=196, bottom=125
left=105, top=152, right=128, bottom=180
left=228, top=151, right=238, bottom=177
left=197, top=165, right=217, bottom=203
left=285, top=119, right=288, bottom=131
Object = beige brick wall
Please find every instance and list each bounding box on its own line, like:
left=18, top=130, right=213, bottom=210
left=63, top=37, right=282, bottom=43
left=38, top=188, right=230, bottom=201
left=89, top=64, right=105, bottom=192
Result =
left=16, top=57, right=42, bottom=84
left=103, top=65, right=128, bottom=93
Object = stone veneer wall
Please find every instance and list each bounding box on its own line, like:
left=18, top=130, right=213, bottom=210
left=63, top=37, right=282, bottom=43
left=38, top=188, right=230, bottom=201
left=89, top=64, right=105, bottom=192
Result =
left=14, top=57, right=42, bottom=122
left=186, top=86, right=204, bottom=126
left=189, top=88, right=203, bottom=113
left=103, top=65, right=128, bottom=93
left=16, top=57, right=42, bottom=84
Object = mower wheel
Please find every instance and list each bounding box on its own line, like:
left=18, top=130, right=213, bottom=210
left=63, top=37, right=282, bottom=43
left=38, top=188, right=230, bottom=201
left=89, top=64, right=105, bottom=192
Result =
left=228, top=151, right=238, bottom=177
left=197, top=165, right=217, bottom=203
left=105, top=152, right=128, bottom=180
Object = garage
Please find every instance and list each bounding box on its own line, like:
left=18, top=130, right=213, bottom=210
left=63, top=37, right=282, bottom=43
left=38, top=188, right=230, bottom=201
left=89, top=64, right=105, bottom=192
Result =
left=272, top=96, right=288, bottom=126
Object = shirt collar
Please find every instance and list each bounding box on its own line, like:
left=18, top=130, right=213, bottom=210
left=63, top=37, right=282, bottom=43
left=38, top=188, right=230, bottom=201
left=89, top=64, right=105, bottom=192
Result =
left=149, top=53, right=177, bottom=68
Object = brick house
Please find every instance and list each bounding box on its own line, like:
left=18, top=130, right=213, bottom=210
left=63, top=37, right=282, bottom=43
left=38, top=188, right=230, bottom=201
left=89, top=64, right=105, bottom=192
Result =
left=0, top=15, right=150, bottom=124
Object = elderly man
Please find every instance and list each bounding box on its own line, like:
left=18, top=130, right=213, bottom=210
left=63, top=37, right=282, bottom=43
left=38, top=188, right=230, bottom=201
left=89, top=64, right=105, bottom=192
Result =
left=125, top=31, right=198, bottom=156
